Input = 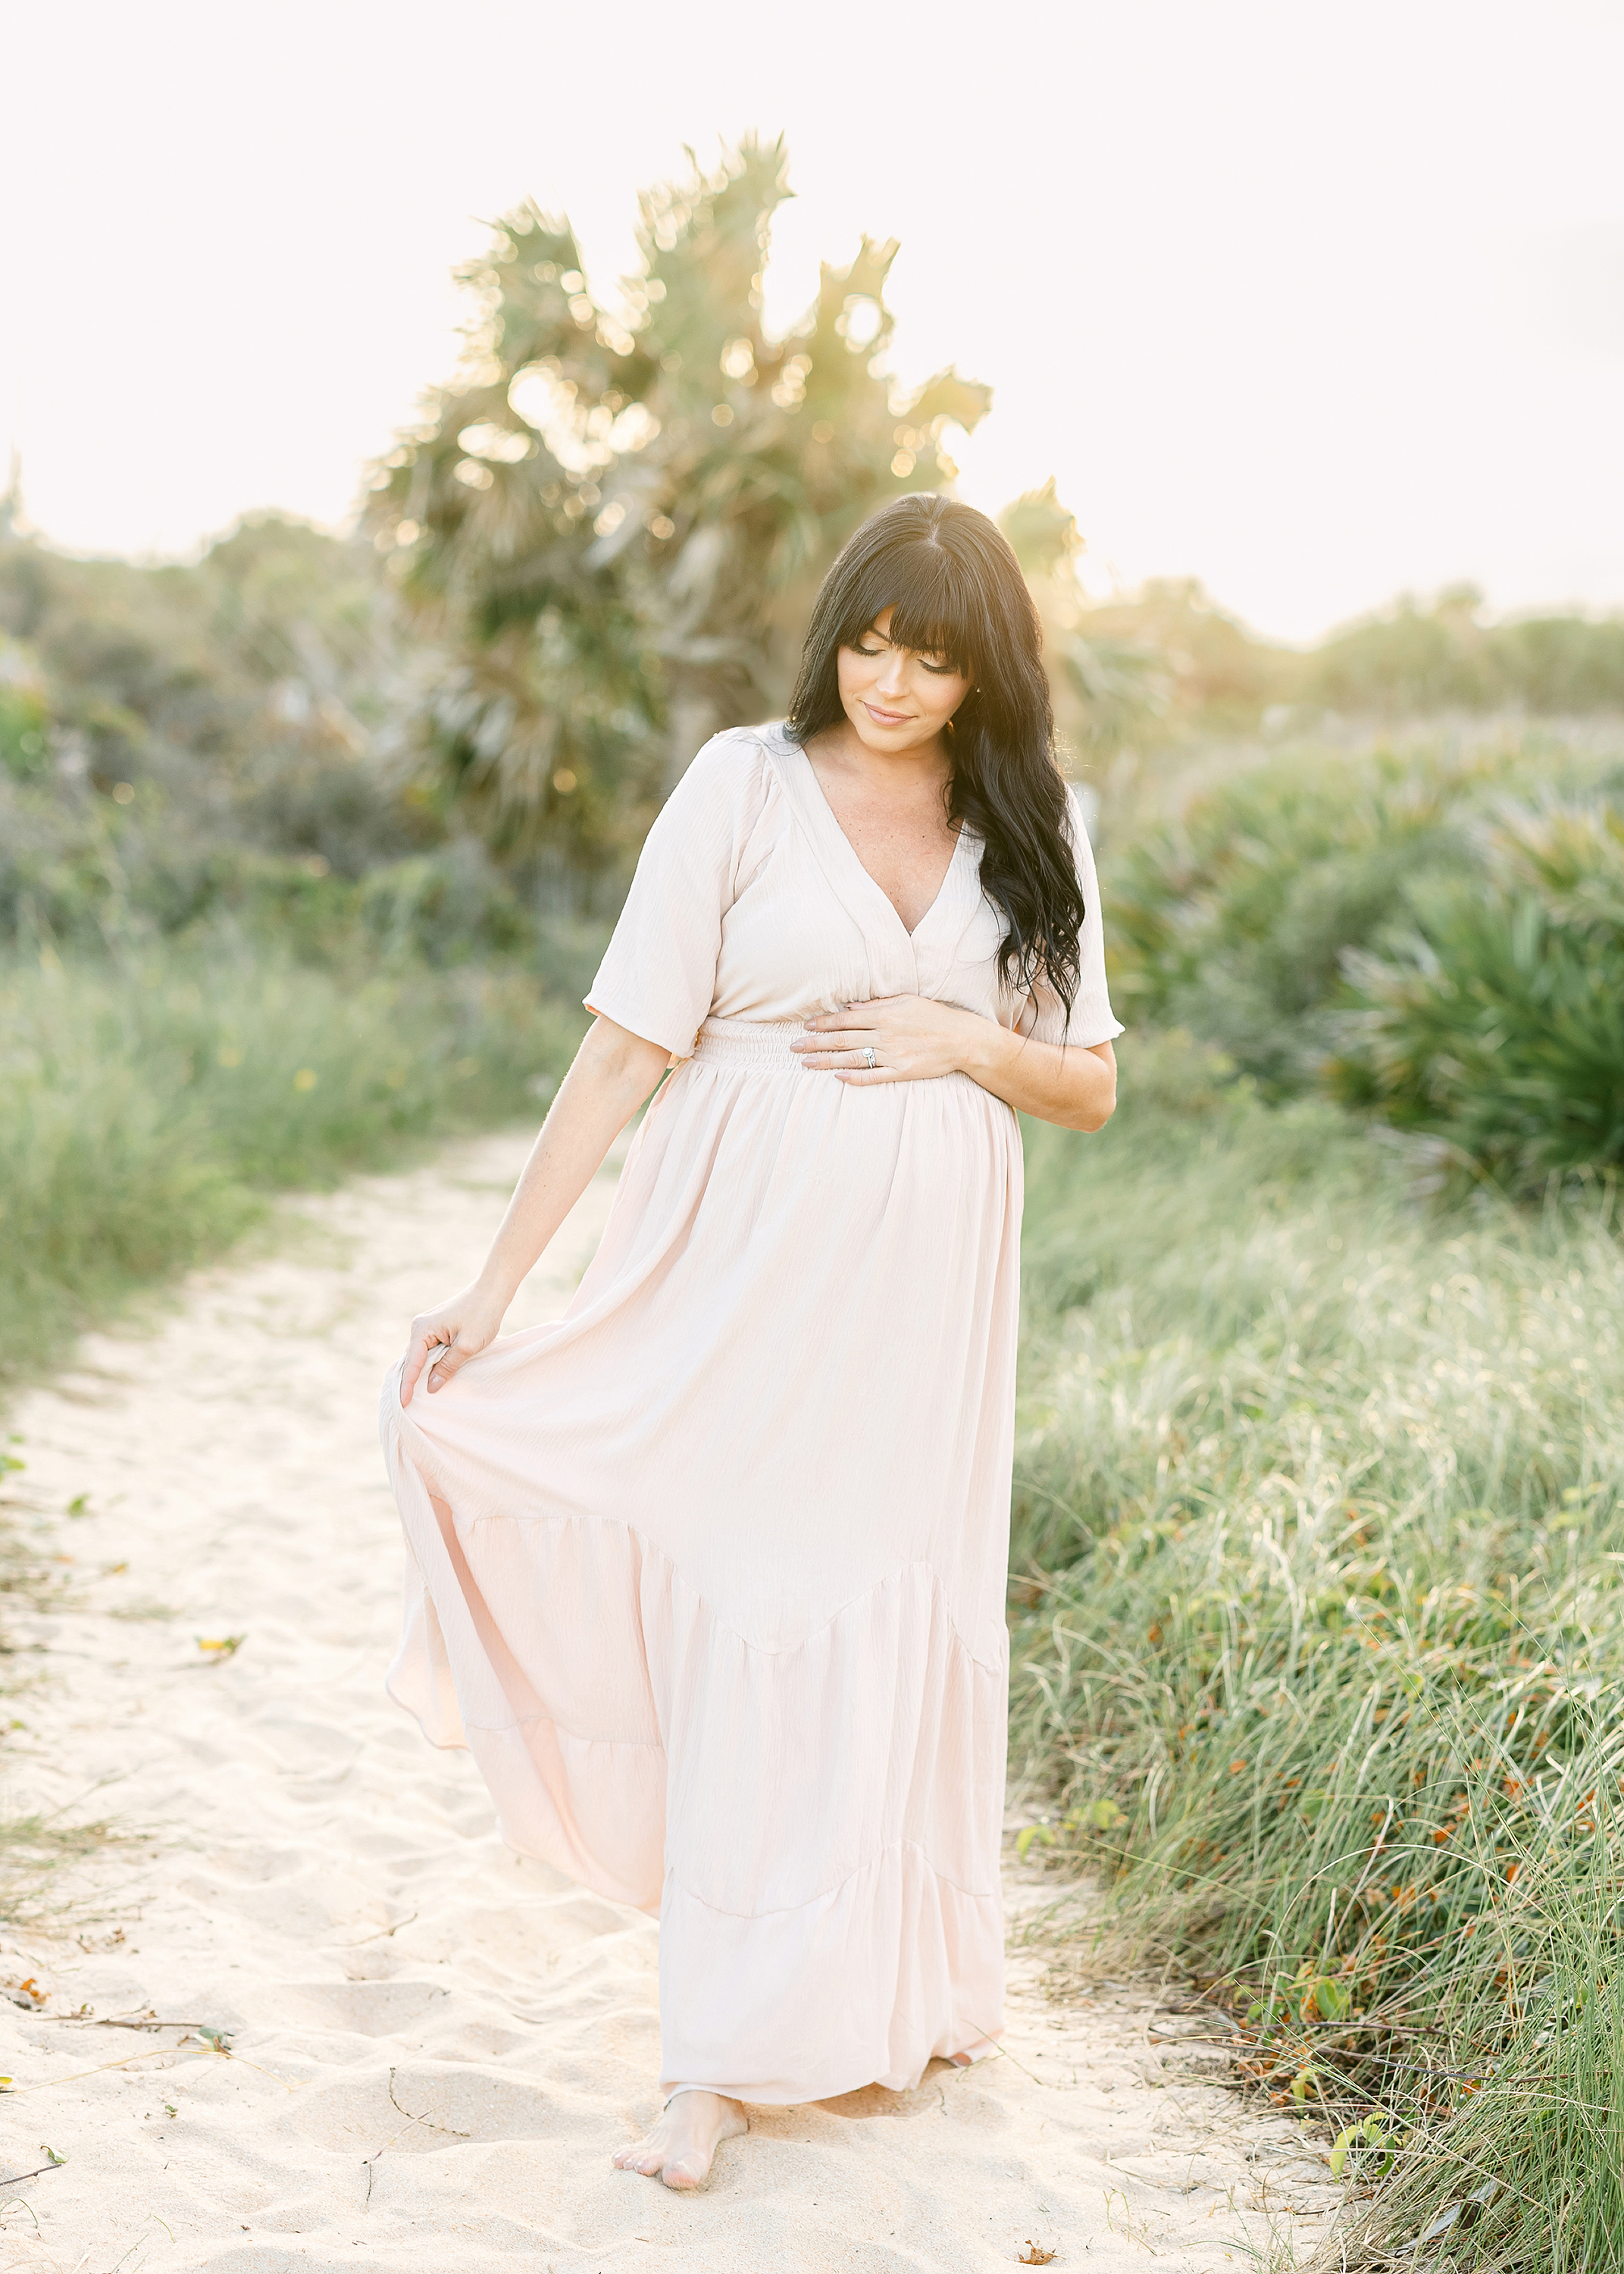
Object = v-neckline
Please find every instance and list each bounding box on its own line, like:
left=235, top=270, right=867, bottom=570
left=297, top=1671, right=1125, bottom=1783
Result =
left=790, top=740, right=970, bottom=944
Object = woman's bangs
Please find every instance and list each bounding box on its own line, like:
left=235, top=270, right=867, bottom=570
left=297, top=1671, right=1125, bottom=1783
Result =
left=843, top=546, right=980, bottom=676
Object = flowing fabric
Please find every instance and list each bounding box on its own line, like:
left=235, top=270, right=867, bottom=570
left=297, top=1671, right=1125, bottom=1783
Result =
left=380, top=722, right=1121, bottom=2103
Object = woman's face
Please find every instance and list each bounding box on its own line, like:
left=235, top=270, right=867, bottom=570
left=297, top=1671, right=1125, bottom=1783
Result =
left=836, top=606, right=972, bottom=758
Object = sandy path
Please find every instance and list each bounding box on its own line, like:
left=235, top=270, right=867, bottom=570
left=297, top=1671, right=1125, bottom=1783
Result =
left=0, top=1132, right=1334, bottom=2272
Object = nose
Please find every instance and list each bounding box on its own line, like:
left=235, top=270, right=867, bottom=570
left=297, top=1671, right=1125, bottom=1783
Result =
left=874, top=649, right=909, bottom=697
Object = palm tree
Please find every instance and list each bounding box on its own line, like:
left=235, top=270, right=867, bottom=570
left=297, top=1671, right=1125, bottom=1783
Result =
left=365, top=136, right=990, bottom=866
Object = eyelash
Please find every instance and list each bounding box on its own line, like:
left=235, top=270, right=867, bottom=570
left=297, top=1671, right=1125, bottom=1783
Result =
left=854, top=644, right=955, bottom=675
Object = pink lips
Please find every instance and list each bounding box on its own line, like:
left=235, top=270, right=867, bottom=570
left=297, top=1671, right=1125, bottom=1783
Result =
left=863, top=701, right=911, bottom=725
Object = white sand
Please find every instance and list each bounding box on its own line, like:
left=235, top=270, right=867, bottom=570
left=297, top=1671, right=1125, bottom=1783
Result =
left=0, top=1132, right=1335, bottom=2271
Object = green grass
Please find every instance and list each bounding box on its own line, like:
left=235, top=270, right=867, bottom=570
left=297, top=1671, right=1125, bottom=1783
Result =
left=1012, top=1033, right=1624, bottom=2268
left=0, top=944, right=587, bottom=1393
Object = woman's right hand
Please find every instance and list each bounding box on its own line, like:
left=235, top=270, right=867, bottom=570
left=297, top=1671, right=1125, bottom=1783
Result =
left=393, top=1016, right=670, bottom=1411
left=399, top=1283, right=508, bottom=1405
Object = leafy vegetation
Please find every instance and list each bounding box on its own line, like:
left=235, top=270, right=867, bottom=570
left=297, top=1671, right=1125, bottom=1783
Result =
left=1331, top=798, right=1624, bottom=1191
left=0, top=500, right=474, bottom=976
left=0, top=495, right=605, bottom=1406
left=1100, top=722, right=1624, bottom=1191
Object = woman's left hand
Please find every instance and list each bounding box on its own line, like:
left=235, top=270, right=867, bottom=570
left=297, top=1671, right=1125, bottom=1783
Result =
left=790, top=996, right=982, bottom=1084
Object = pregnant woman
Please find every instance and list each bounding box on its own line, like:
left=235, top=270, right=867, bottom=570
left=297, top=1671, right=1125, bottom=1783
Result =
left=380, top=491, right=1122, bottom=2190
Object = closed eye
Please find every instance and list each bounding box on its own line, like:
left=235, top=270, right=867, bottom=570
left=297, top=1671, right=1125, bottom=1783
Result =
left=853, top=642, right=956, bottom=674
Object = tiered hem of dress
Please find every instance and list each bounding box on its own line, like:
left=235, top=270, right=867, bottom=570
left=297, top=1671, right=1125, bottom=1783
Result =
left=381, top=1390, right=1007, bottom=2101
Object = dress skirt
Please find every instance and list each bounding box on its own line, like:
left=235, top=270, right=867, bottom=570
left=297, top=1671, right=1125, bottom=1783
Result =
left=380, top=1016, right=1020, bottom=2103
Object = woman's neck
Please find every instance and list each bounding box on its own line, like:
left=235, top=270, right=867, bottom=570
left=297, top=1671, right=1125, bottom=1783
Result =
left=805, top=716, right=953, bottom=801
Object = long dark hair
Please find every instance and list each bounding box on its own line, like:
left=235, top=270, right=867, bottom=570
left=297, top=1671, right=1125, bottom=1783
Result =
left=785, top=493, right=1083, bottom=1023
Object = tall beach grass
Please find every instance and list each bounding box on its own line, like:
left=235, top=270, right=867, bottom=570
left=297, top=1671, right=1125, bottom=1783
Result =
left=1012, top=1035, right=1624, bottom=2267
left=0, top=944, right=587, bottom=1393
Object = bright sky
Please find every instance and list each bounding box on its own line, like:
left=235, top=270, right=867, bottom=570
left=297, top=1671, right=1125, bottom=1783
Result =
left=4, top=0, right=1621, bottom=641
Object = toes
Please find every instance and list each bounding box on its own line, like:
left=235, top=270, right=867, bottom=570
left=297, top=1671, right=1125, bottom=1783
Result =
left=662, top=2158, right=706, bottom=2191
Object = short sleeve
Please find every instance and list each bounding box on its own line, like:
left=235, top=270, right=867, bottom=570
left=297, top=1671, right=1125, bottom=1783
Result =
left=1019, top=787, right=1125, bottom=1049
left=584, top=731, right=764, bottom=1061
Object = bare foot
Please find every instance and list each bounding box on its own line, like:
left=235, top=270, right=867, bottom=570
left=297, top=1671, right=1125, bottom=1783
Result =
left=612, top=2088, right=748, bottom=2191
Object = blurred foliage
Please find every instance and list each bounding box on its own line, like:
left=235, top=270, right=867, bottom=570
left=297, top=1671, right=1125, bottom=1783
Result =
left=999, top=482, right=1175, bottom=763
left=1036, top=577, right=1624, bottom=775
left=1101, top=726, right=1624, bottom=1113
left=1303, top=584, right=1624, bottom=719
left=0, top=640, right=52, bottom=781
left=1072, top=575, right=1282, bottom=741
left=365, top=133, right=990, bottom=863
left=0, top=494, right=619, bottom=967
left=0, top=504, right=417, bottom=866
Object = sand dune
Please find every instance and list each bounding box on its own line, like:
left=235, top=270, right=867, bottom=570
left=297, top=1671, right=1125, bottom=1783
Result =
left=0, top=1132, right=1335, bottom=2270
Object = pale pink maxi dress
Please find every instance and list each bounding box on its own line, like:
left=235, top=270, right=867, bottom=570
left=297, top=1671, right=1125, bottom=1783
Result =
left=380, top=721, right=1121, bottom=2105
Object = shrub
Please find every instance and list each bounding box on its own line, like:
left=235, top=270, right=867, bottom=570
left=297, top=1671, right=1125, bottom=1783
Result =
left=1331, top=801, right=1624, bottom=1190
left=1103, top=726, right=1624, bottom=1101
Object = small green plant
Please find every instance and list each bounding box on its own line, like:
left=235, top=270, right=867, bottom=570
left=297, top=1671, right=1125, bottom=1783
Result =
left=1328, top=2115, right=1394, bottom=2181
left=1015, top=1797, right=1124, bottom=1860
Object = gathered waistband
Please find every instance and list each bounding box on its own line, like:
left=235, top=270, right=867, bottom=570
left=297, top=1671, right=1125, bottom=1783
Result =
left=689, top=1015, right=808, bottom=1069
left=685, top=1014, right=1011, bottom=1115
